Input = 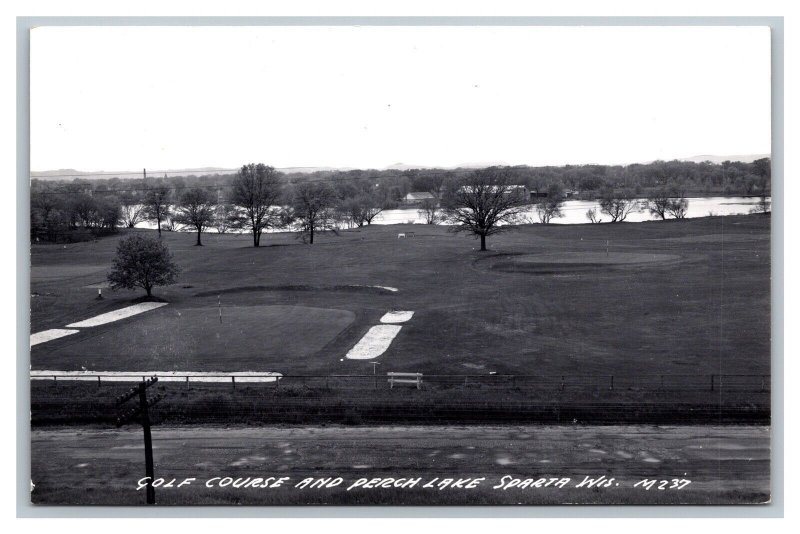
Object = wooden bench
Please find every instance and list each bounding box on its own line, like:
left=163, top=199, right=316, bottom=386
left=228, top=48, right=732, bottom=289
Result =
left=387, top=372, right=422, bottom=389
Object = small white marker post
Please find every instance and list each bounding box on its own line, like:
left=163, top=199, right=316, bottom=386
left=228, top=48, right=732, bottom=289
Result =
left=218, top=295, right=222, bottom=324
left=370, top=362, right=380, bottom=388
left=606, top=239, right=609, bottom=257
left=97, top=288, right=103, bottom=300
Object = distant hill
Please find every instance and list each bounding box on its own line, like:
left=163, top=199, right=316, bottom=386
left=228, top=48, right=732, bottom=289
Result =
left=31, top=154, right=771, bottom=181
left=30, top=167, right=236, bottom=181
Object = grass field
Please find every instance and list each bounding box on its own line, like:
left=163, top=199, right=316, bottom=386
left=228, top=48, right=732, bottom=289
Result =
left=30, top=215, right=770, bottom=380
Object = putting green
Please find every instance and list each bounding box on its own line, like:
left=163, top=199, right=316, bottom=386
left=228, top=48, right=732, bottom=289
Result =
left=31, top=305, right=356, bottom=372
left=485, top=251, right=682, bottom=274
left=514, top=252, right=681, bottom=265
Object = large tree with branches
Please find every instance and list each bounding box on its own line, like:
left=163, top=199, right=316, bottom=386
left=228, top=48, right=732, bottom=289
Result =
left=286, top=182, right=338, bottom=244
left=441, top=168, right=528, bottom=251
left=173, top=188, right=216, bottom=246
left=229, top=163, right=284, bottom=247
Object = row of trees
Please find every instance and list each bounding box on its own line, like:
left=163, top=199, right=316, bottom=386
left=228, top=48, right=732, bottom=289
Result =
left=32, top=162, right=770, bottom=251
left=30, top=164, right=391, bottom=245
left=32, top=157, right=772, bottom=206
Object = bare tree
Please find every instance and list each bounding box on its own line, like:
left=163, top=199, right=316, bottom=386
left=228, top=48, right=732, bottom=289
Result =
left=213, top=204, right=236, bottom=234
left=585, top=208, right=602, bottom=223
left=666, top=197, right=689, bottom=219
left=119, top=192, right=146, bottom=228
left=535, top=183, right=565, bottom=224
left=161, top=218, right=178, bottom=232
left=338, top=192, right=384, bottom=227
left=750, top=193, right=771, bottom=215
left=286, top=182, right=338, bottom=244
left=229, top=163, right=284, bottom=247
left=144, top=186, right=172, bottom=237
left=645, top=189, right=672, bottom=220
left=173, top=188, right=216, bottom=246
left=418, top=198, right=441, bottom=224
left=599, top=188, right=639, bottom=223
left=441, top=168, right=528, bottom=251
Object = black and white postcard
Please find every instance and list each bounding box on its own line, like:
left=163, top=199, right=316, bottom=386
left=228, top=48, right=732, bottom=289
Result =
left=27, top=23, right=773, bottom=506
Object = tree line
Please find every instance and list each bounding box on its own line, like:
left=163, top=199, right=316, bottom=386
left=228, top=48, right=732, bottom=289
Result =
left=32, top=157, right=771, bottom=204
left=31, top=159, right=771, bottom=246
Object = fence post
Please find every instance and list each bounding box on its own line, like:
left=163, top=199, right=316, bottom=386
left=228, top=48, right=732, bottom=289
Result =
left=609, top=375, right=614, bottom=391
left=98, top=376, right=101, bottom=387
left=186, top=376, right=189, bottom=390
left=761, top=377, right=766, bottom=392
left=710, top=374, right=715, bottom=391
left=232, top=376, right=235, bottom=390
left=560, top=376, right=565, bottom=391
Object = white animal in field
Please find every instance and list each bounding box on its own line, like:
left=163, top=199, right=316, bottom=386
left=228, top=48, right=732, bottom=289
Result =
left=397, top=233, right=406, bottom=239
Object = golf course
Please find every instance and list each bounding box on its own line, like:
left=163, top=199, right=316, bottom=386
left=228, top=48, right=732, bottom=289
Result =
left=30, top=215, right=770, bottom=380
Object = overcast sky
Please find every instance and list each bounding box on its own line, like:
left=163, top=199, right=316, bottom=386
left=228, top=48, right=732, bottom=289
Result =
left=30, top=25, right=771, bottom=172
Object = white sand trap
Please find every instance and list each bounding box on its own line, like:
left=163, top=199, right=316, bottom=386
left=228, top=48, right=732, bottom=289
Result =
left=353, top=285, right=398, bottom=292
left=30, top=370, right=282, bottom=383
left=30, top=329, right=79, bottom=347
left=345, top=325, right=402, bottom=360
left=380, top=311, right=414, bottom=323
left=66, top=302, right=168, bottom=328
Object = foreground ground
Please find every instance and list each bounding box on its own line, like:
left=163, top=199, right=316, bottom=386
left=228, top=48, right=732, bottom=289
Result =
left=30, top=215, right=771, bottom=379
left=30, top=424, right=770, bottom=505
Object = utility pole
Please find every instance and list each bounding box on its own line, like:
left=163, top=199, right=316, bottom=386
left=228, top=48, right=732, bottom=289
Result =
left=143, top=168, right=147, bottom=181
left=116, top=376, right=162, bottom=505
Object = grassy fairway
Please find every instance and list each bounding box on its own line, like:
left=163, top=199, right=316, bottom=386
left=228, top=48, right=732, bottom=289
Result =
left=30, top=215, right=771, bottom=378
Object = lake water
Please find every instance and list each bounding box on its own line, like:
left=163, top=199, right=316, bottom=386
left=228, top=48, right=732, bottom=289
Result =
left=372, top=196, right=768, bottom=225
left=134, top=196, right=767, bottom=233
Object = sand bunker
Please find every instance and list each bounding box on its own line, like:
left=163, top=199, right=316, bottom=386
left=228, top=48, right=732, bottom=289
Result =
left=380, top=311, right=414, bottom=323
left=345, top=325, right=403, bottom=360
left=66, top=302, right=168, bottom=328
left=30, top=329, right=79, bottom=347
left=367, top=286, right=398, bottom=292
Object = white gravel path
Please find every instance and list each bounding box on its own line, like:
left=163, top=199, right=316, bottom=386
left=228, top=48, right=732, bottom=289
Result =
left=30, top=370, right=282, bottom=383
left=65, top=302, right=168, bottom=328
left=379, top=311, right=414, bottom=323
left=29, top=329, right=79, bottom=347
left=345, top=325, right=403, bottom=360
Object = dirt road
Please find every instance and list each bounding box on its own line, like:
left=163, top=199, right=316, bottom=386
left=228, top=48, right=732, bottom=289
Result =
left=30, top=424, right=770, bottom=505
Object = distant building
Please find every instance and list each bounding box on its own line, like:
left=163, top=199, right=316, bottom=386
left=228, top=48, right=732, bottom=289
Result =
left=403, top=192, right=436, bottom=203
